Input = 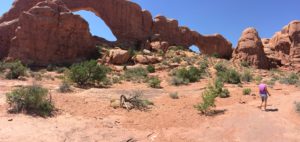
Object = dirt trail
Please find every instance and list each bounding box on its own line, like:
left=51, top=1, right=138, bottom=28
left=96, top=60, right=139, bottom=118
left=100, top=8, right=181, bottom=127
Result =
left=0, top=77, right=299, bottom=141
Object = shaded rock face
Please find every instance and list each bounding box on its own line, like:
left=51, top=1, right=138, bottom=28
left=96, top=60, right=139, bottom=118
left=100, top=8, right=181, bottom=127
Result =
left=0, top=19, right=18, bottom=59
left=262, top=20, right=300, bottom=70
left=8, top=1, right=96, bottom=66
left=0, top=0, right=233, bottom=62
left=232, top=28, right=270, bottom=69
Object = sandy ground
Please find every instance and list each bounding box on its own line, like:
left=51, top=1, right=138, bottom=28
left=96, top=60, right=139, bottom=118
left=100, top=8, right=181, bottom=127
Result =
left=0, top=73, right=300, bottom=142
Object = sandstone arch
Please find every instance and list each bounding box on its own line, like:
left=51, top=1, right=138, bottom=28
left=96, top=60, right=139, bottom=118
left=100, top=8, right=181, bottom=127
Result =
left=0, top=0, right=233, bottom=63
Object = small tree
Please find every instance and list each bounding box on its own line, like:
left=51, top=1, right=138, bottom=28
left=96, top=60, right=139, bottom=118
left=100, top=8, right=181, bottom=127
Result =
left=195, top=84, right=218, bottom=115
left=68, top=60, right=110, bottom=86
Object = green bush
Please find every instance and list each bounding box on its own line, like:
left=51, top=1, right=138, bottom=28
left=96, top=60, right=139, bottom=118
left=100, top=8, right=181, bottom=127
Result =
left=170, top=66, right=202, bottom=86
left=5, top=60, right=27, bottom=79
left=195, top=84, right=218, bottom=115
left=68, top=60, right=110, bottom=86
left=217, top=68, right=241, bottom=84
left=6, top=85, right=54, bottom=116
left=169, top=92, right=179, bottom=99
left=214, top=79, right=230, bottom=98
left=124, top=67, right=148, bottom=82
left=148, top=76, right=161, bottom=88
left=241, top=70, right=253, bottom=82
left=214, top=62, right=227, bottom=73
left=280, top=73, right=299, bottom=85
left=46, top=64, right=57, bottom=72
left=146, top=65, right=155, bottom=73
left=240, top=61, right=250, bottom=67
left=243, top=88, right=252, bottom=95
left=169, top=46, right=186, bottom=51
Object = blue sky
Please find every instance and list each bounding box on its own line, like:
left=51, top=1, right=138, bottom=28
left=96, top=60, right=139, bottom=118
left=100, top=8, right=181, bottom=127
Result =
left=1, top=0, right=300, bottom=50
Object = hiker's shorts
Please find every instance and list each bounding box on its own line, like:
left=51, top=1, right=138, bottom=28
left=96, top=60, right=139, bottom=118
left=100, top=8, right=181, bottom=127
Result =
left=260, top=94, right=268, bottom=102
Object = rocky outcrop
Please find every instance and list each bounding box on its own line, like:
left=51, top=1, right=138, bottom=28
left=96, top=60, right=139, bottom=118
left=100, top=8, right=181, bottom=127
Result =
left=232, top=28, right=270, bottom=69
left=0, top=0, right=233, bottom=64
left=106, top=49, right=130, bottom=65
left=151, top=16, right=233, bottom=58
left=0, top=19, right=18, bottom=59
left=8, top=1, right=96, bottom=66
left=261, top=20, right=300, bottom=70
left=133, top=55, right=162, bottom=64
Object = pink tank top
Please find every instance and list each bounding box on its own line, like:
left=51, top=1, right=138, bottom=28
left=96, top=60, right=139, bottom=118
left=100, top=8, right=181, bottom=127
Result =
left=259, top=84, right=267, bottom=94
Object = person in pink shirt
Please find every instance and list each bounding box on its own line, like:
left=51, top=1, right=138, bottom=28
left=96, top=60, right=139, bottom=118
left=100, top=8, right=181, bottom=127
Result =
left=258, top=83, right=271, bottom=111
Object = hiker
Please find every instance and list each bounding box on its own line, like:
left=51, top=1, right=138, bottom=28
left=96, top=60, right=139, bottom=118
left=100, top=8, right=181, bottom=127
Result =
left=258, top=83, right=271, bottom=111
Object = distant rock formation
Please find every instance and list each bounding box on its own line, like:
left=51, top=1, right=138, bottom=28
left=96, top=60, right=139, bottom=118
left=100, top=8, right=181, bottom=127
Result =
left=0, top=0, right=233, bottom=66
left=232, top=28, right=270, bottom=69
left=7, top=1, right=96, bottom=66
left=262, top=20, right=300, bottom=70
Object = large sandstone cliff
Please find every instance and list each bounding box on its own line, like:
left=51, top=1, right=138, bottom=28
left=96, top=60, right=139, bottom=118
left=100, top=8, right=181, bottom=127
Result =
left=0, top=0, right=233, bottom=66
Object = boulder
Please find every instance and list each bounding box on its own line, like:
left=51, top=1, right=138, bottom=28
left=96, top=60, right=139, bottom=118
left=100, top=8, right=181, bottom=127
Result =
left=150, top=41, right=169, bottom=52
left=232, top=28, right=270, bottom=69
left=133, top=55, right=162, bottom=64
left=107, top=49, right=130, bottom=65
left=8, top=1, right=96, bottom=66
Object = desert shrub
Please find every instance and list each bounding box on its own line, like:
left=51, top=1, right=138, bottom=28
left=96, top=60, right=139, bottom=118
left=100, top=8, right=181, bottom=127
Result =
left=170, top=76, right=189, bottom=86
left=254, top=75, right=263, bottom=84
left=146, top=65, right=155, bottom=73
left=211, top=53, right=220, bottom=58
left=55, top=67, right=67, bottom=74
left=243, top=88, right=252, bottom=95
left=171, top=66, right=202, bottom=86
left=31, top=72, right=43, bottom=81
left=169, top=46, right=186, bottom=51
left=169, top=92, right=179, bottom=99
left=195, top=84, right=218, bottom=115
left=46, top=64, right=57, bottom=71
left=6, top=85, right=54, bottom=116
left=214, top=62, right=227, bottom=73
left=58, top=81, right=71, bottom=93
left=241, top=70, right=253, bottom=82
left=68, top=60, right=110, bottom=86
left=120, top=91, right=154, bottom=110
left=217, top=68, right=241, bottom=84
left=112, top=76, right=122, bottom=84
left=264, top=78, right=277, bottom=86
left=148, top=76, right=161, bottom=88
left=214, top=79, right=230, bottom=98
left=279, top=73, right=299, bottom=85
left=172, top=57, right=182, bottom=63
left=240, top=61, right=250, bottom=67
left=124, top=67, right=148, bottom=82
left=5, top=60, right=27, bottom=79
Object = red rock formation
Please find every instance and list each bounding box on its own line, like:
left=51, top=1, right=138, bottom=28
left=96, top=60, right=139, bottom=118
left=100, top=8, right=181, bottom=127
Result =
left=0, top=0, right=233, bottom=64
left=0, top=19, right=18, bottom=59
left=8, top=1, right=96, bottom=66
left=262, top=20, right=300, bottom=70
left=232, top=28, right=270, bottom=69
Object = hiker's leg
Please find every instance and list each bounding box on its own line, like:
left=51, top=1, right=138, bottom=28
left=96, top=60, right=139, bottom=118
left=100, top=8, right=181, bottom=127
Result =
left=264, top=97, right=268, bottom=110
left=260, top=96, right=264, bottom=109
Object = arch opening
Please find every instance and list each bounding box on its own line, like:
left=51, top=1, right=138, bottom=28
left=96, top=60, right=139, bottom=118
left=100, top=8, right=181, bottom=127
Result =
left=73, top=10, right=117, bottom=42
left=189, top=45, right=200, bottom=54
